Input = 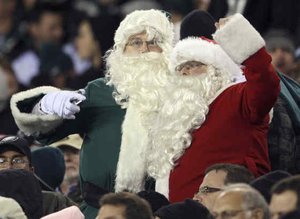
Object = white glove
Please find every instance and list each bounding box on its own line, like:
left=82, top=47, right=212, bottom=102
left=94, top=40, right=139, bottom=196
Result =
left=40, top=90, right=86, bottom=119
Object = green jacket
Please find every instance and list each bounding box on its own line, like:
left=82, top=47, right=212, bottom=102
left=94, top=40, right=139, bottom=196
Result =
left=12, top=78, right=125, bottom=219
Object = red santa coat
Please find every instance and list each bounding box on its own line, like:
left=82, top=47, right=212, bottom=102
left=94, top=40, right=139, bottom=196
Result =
left=169, top=48, right=280, bottom=202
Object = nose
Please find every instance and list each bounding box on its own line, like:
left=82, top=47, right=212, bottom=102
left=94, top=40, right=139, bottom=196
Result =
left=139, top=42, right=150, bottom=53
left=193, top=193, right=203, bottom=203
left=180, top=66, right=191, bottom=76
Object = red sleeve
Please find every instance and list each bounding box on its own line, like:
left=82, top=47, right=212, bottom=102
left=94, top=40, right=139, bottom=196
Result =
left=242, top=48, right=280, bottom=123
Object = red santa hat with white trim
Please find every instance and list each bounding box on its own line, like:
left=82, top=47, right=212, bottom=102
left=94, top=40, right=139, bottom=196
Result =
left=170, top=37, right=244, bottom=82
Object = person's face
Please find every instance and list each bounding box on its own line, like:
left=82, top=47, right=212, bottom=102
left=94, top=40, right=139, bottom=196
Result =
left=193, top=170, right=226, bottom=211
left=76, top=21, right=99, bottom=60
left=269, top=48, right=295, bottom=75
left=212, top=191, right=260, bottom=219
left=36, top=12, right=63, bottom=44
left=124, top=32, right=163, bottom=55
left=176, top=61, right=208, bottom=76
left=269, top=190, right=298, bottom=219
left=61, top=147, right=80, bottom=179
left=0, top=150, right=32, bottom=171
left=97, top=204, right=126, bottom=219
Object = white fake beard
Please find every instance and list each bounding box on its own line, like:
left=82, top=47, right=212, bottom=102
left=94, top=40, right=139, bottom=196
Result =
left=146, top=66, right=232, bottom=178
left=106, top=51, right=171, bottom=126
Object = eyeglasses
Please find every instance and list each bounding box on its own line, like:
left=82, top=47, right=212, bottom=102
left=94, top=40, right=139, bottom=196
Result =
left=211, top=209, right=254, bottom=219
left=195, top=186, right=223, bottom=196
left=175, top=61, right=205, bottom=72
left=0, top=156, right=29, bottom=169
left=126, top=38, right=162, bottom=51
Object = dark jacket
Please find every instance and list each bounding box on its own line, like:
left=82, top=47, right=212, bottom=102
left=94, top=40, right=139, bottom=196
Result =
left=0, top=169, right=43, bottom=219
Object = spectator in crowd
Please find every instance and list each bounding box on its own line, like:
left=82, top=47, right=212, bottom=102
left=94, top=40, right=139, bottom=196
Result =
left=147, top=14, right=279, bottom=202
left=212, top=184, right=270, bottom=219
left=154, top=199, right=211, bottom=219
left=11, top=3, right=67, bottom=88
left=269, top=175, right=300, bottom=219
left=137, top=190, right=170, bottom=213
left=179, top=9, right=216, bottom=40
left=31, top=146, right=66, bottom=191
left=178, top=7, right=300, bottom=176
left=0, top=196, right=27, bottom=219
left=97, top=192, right=153, bottom=219
left=11, top=9, right=174, bottom=219
left=264, top=29, right=299, bottom=83
left=161, top=0, right=194, bottom=43
left=50, top=134, right=83, bottom=203
left=0, top=168, right=43, bottom=219
left=30, top=44, right=74, bottom=89
left=0, top=0, right=25, bottom=60
left=69, top=14, right=120, bottom=89
left=0, top=135, right=75, bottom=216
left=250, top=170, right=291, bottom=203
left=0, top=57, right=19, bottom=135
left=193, top=163, right=254, bottom=211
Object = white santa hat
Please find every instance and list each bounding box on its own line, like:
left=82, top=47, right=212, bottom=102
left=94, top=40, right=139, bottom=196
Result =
left=170, top=37, right=244, bottom=82
left=114, top=9, right=174, bottom=51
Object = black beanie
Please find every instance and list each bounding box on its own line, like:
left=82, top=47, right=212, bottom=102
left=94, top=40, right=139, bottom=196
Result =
left=154, top=199, right=211, bottom=219
left=31, top=146, right=65, bottom=191
left=250, top=170, right=292, bottom=203
left=180, top=10, right=216, bottom=40
left=137, top=191, right=170, bottom=213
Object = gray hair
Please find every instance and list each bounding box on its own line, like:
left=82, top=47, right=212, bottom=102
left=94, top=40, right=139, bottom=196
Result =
left=223, top=183, right=270, bottom=219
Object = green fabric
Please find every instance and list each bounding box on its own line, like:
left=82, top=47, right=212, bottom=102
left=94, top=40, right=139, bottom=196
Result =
left=38, top=78, right=125, bottom=219
left=277, top=72, right=300, bottom=128
left=80, top=201, right=99, bottom=219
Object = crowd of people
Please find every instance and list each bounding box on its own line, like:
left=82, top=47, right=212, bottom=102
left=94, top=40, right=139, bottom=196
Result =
left=1, top=0, right=300, bottom=219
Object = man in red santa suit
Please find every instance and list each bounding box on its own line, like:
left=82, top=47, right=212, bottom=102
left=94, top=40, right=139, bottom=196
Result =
left=145, top=13, right=280, bottom=203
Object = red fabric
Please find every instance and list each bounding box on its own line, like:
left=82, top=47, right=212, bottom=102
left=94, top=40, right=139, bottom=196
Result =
left=168, top=48, right=280, bottom=203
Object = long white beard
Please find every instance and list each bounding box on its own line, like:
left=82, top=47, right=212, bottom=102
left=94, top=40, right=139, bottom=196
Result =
left=146, top=66, right=232, bottom=178
left=106, top=50, right=172, bottom=192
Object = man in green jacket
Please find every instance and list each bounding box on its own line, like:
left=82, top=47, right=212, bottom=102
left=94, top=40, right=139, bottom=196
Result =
left=10, top=9, right=174, bottom=219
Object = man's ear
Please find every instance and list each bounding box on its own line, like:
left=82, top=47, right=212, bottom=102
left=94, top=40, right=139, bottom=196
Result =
left=30, top=166, right=34, bottom=172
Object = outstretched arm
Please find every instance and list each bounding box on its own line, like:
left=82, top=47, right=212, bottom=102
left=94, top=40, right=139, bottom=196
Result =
left=10, top=86, right=85, bottom=136
left=213, top=14, right=280, bottom=123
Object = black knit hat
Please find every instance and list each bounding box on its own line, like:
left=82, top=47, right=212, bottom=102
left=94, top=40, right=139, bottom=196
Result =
left=180, top=10, right=216, bottom=40
left=250, top=170, right=292, bottom=203
left=31, top=146, right=65, bottom=191
left=137, top=191, right=170, bottom=213
left=154, top=199, right=211, bottom=219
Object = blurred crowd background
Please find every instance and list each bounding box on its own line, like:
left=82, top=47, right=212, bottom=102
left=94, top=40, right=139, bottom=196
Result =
left=0, top=0, right=300, bottom=134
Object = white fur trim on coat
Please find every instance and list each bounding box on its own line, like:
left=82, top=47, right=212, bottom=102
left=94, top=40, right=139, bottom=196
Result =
left=171, top=37, right=244, bottom=83
left=213, top=13, right=265, bottom=64
left=10, top=86, right=63, bottom=135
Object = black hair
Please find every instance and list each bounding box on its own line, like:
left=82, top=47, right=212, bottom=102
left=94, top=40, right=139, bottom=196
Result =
left=205, top=163, right=255, bottom=185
